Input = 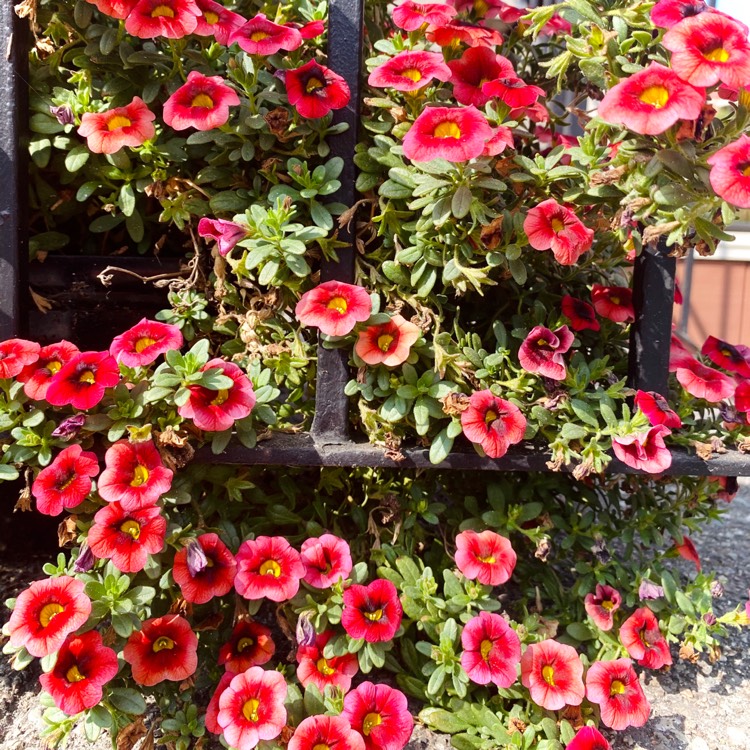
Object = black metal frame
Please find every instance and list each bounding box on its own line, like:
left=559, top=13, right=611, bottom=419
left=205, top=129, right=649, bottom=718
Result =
left=3, top=0, right=749, bottom=475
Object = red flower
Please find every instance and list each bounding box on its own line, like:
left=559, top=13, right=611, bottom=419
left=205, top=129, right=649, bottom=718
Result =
left=78, top=97, right=156, bottom=154
left=124, top=0, right=201, bottom=38
left=369, top=51, right=452, bottom=93
left=566, top=726, right=612, bottom=750
left=674, top=357, right=735, bottom=402
left=289, top=20, right=326, bottom=40
left=448, top=47, right=514, bottom=107
left=393, top=0, right=456, bottom=31
left=300, top=534, right=353, bottom=588
left=482, top=77, right=545, bottom=111
left=110, top=318, right=183, bottom=368
left=219, top=619, right=276, bottom=674
left=7, top=576, right=92, bottom=658
left=355, top=314, right=421, bottom=367
left=295, top=280, right=372, bottom=337
left=217, top=667, right=287, bottom=750
left=427, top=21, right=503, bottom=48
left=460, top=611, right=521, bottom=687
left=451, top=0, right=524, bottom=21
left=524, top=199, right=594, bottom=265
left=230, top=13, right=302, bottom=55
left=651, top=0, right=708, bottom=28
left=612, top=425, right=672, bottom=474
left=178, top=359, right=256, bottom=432
left=620, top=607, right=672, bottom=670
left=342, top=682, right=414, bottom=750
left=518, top=325, right=574, bottom=381
left=482, top=126, right=514, bottom=156
left=98, top=440, right=173, bottom=510
left=737, top=380, right=750, bottom=415
left=460, top=390, right=526, bottom=459
left=288, top=715, right=365, bottom=750
left=402, top=105, right=493, bottom=162
left=84, top=0, right=139, bottom=20
left=123, top=615, right=198, bottom=686
left=206, top=672, right=234, bottom=734
left=674, top=534, right=702, bottom=571
left=707, top=134, right=750, bottom=209
left=284, top=60, right=351, bottom=119
left=540, top=14, right=573, bottom=36
left=670, top=334, right=694, bottom=371
left=296, top=629, right=359, bottom=693
left=32, top=444, right=99, bottom=516
left=584, top=584, right=622, bottom=631
left=17, top=341, right=79, bottom=400
left=164, top=71, right=241, bottom=131
left=663, top=13, right=750, bottom=88
left=39, top=630, right=119, bottom=715
left=87, top=501, right=167, bottom=573
left=561, top=296, right=600, bottom=332
left=635, top=390, right=683, bottom=429
left=591, top=284, right=634, bottom=324
left=45, top=350, right=120, bottom=410
left=173, top=533, right=237, bottom=604
left=0, top=338, right=40, bottom=379
left=597, top=63, right=705, bottom=136
left=585, top=658, right=650, bottom=730
left=454, top=529, right=516, bottom=586
left=701, top=335, right=750, bottom=377
left=194, top=0, right=245, bottom=45
left=198, top=218, right=248, bottom=256
left=342, top=579, right=403, bottom=643
left=520, top=640, right=585, bottom=711
left=235, top=536, right=306, bottom=602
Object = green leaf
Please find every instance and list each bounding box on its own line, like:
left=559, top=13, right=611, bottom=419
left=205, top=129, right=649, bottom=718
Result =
left=429, top=428, right=454, bottom=465
left=119, top=184, right=136, bottom=217
left=64, top=146, right=90, bottom=173
left=108, top=688, right=146, bottom=715
left=451, top=186, right=472, bottom=219
left=419, top=708, right=470, bottom=734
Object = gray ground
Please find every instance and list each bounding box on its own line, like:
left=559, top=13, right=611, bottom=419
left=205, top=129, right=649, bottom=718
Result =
left=1, top=486, right=749, bottom=750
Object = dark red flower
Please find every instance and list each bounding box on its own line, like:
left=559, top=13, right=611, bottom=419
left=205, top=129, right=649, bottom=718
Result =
left=591, top=284, right=634, bottom=324
left=198, top=218, right=248, bottom=257
left=524, top=199, right=594, bottom=265
left=342, top=682, right=414, bottom=750
left=0, top=338, right=41, bottom=379
left=39, top=630, right=119, bottom=715
left=562, top=295, right=600, bottom=332
left=518, top=325, right=574, bottom=381
left=674, top=534, right=702, bottom=571
left=619, top=607, right=672, bottom=670
left=173, top=533, right=237, bottom=604
left=454, top=529, right=516, bottom=585
left=584, top=584, right=622, bottom=631
left=520, top=640, right=586, bottom=711
left=295, top=280, right=372, bottom=337
left=566, top=726, right=612, bottom=750
left=460, top=390, right=526, bottom=459
left=293, top=19, right=325, bottom=39
left=296, top=629, right=359, bottom=693
left=32, top=445, right=99, bottom=516
left=427, top=21, right=503, bottom=48
left=45, top=350, right=120, bottom=410
left=612, top=425, right=673, bottom=474
left=110, top=318, right=183, bottom=368
left=194, top=0, right=245, bottom=45
left=284, top=60, right=351, bottom=119
left=123, top=614, right=198, bottom=686
left=369, top=50, right=452, bottom=92
left=482, top=76, right=545, bottom=110
left=234, top=536, right=306, bottom=602
left=288, top=714, right=364, bottom=750
left=300, top=534, right=353, bottom=589
left=230, top=13, right=302, bottom=55
left=124, top=0, right=201, bottom=39
left=674, top=357, right=735, bottom=402
left=708, top=135, right=750, bottom=209
left=634, top=390, right=683, bottom=429
left=342, top=579, right=403, bottom=643
left=17, top=341, right=79, bottom=400
left=219, top=619, right=276, bottom=674
left=651, top=0, right=708, bottom=28
left=393, top=0, right=456, bottom=31
left=460, top=610, right=521, bottom=687
left=448, top=47, right=514, bottom=108
left=701, top=335, right=750, bottom=377
left=585, top=658, right=650, bottom=730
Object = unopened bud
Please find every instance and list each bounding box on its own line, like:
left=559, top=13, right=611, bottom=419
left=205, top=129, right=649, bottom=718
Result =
left=703, top=612, right=717, bottom=626
left=49, top=105, right=74, bottom=126
left=710, top=580, right=724, bottom=598
left=186, top=538, right=208, bottom=576
left=73, top=542, right=95, bottom=573
left=295, top=613, right=316, bottom=647
left=52, top=414, right=86, bottom=440
left=639, top=580, right=665, bottom=600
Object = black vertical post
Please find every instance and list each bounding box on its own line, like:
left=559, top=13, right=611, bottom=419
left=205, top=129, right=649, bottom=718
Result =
left=311, top=0, right=364, bottom=442
left=0, top=5, right=27, bottom=339
left=627, top=241, right=676, bottom=395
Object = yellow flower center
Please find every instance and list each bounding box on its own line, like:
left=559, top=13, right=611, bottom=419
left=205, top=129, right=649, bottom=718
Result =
left=537, top=338, right=549, bottom=347
left=327, top=296, right=348, bottom=314
left=47, top=360, right=62, bottom=375
left=120, top=519, right=141, bottom=539
left=39, top=602, right=64, bottom=627
left=638, top=85, right=669, bottom=109
left=66, top=664, right=86, bottom=683
left=211, top=388, right=229, bottom=406
left=484, top=409, right=498, bottom=425
left=542, top=665, right=556, bottom=686
left=243, top=698, right=260, bottom=722
left=317, top=657, right=336, bottom=675
left=743, top=165, right=750, bottom=178
left=313, top=745, right=331, bottom=750
left=474, top=0, right=490, bottom=16
left=610, top=679, right=626, bottom=695
left=134, top=336, right=156, bottom=353
left=401, top=68, right=423, bottom=82
left=362, top=712, right=383, bottom=736
left=250, top=31, right=269, bottom=41
left=433, top=122, right=462, bottom=139
left=364, top=608, right=383, bottom=621
left=602, top=599, right=614, bottom=611
left=476, top=554, right=496, bottom=564
left=480, top=639, right=494, bottom=660
left=237, top=637, right=255, bottom=652
left=260, top=559, right=282, bottom=577
left=203, top=10, right=219, bottom=24
left=79, top=370, right=96, bottom=384
left=107, top=115, right=132, bottom=131
left=130, top=464, right=150, bottom=487
left=58, top=473, right=77, bottom=491
left=704, top=46, right=729, bottom=63
left=550, top=217, right=565, bottom=233
left=306, top=77, right=325, bottom=93
left=151, top=5, right=175, bottom=18
left=191, top=93, right=215, bottom=109
left=152, top=636, right=175, bottom=652
left=377, top=334, right=395, bottom=352
left=610, top=296, right=620, bottom=305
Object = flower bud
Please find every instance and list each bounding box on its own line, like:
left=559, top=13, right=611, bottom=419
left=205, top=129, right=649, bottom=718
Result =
left=73, top=542, right=95, bottom=573
left=295, top=613, right=316, bottom=647
left=638, top=580, right=665, bottom=600
left=49, top=105, right=74, bottom=126
left=710, top=580, right=724, bottom=598
left=185, top=538, right=208, bottom=576
left=51, top=414, right=86, bottom=440
left=703, top=612, right=717, bottom=626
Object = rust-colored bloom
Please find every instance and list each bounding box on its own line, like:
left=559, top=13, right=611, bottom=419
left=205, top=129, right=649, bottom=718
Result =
left=219, top=619, right=276, bottom=673
left=674, top=534, right=701, bottom=571
left=701, top=335, right=750, bottom=377
left=355, top=314, right=421, bottom=367
left=17, top=341, right=79, bottom=400
left=296, top=629, right=359, bottom=693
left=591, top=284, right=634, bottom=324
left=619, top=607, right=673, bottom=670
left=460, top=390, right=526, bottom=459
left=561, top=295, right=600, bottom=332
left=0, top=338, right=41, bottom=379
left=173, top=533, right=237, bottom=604
left=635, top=390, right=683, bottom=429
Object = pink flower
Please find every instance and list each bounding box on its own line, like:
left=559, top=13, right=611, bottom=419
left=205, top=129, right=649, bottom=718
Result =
left=84, top=0, right=139, bottom=20
left=230, top=13, right=303, bottom=55
left=585, top=659, right=650, bottom=730
left=612, top=425, right=672, bottom=474
left=518, top=324, right=574, bottom=381
left=300, top=534, right=353, bottom=588
left=124, top=0, right=201, bottom=38
left=460, top=390, right=526, bottom=459
left=520, top=640, right=586, bottom=711
left=591, top=285, right=634, bottom=324
left=393, top=0, right=456, bottom=31
left=482, top=126, right=514, bottom=156
left=32, top=444, right=99, bottom=516
left=163, top=71, right=240, bottom=131
left=78, top=97, right=156, bottom=154
left=524, top=199, right=594, bottom=265
left=674, top=534, right=702, bottom=572
left=296, top=630, right=359, bottom=694
left=566, top=726, right=612, bottom=750
left=218, top=619, right=275, bottom=674
left=369, top=50, right=452, bottom=92
left=110, top=318, right=183, bottom=367
left=651, top=0, right=709, bottom=29
left=234, top=536, right=306, bottom=602
left=455, top=529, right=516, bottom=586
left=198, top=218, right=248, bottom=256
left=634, top=390, right=682, bottom=429
left=284, top=60, right=351, bottom=119
left=342, top=682, right=414, bottom=750
left=708, top=134, right=750, bottom=209
left=355, top=314, right=421, bottom=367
left=448, top=47, right=515, bottom=108
left=45, top=350, right=120, bottom=410
left=0, top=339, right=41, bottom=379
left=194, top=0, right=245, bottom=45
left=584, top=584, right=622, bottom=631
left=619, top=607, right=672, bottom=670
left=460, top=611, right=521, bottom=687
left=342, top=579, right=403, bottom=643
left=674, top=358, right=735, bottom=402
left=295, top=281, right=372, bottom=337
left=288, top=715, right=365, bottom=750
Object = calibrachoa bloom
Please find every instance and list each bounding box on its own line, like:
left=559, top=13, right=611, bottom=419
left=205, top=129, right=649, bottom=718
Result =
left=234, top=536, right=306, bottom=602
left=561, top=295, right=600, bottom=332
left=460, top=390, right=527, bottom=459
left=109, top=318, right=182, bottom=367
left=231, top=13, right=302, bottom=55
left=98, top=439, right=173, bottom=510
left=620, top=607, right=673, bottom=670
left=635, top=390, right=683, bottom=429
left=585, top=658, right=650, bottom=730
left=45, top=350, right=120, bottom=410
left=482, top=76, right=545, bottom=110
left=369, top=51, right=452, bottom=92
left=295, top=280, right=372, bottom=337
left=84, top=0, right=139, bottom=20
left=32, top=444, right=99, bottom=516
left=355, top=314, right=421, bottom=367
left=78, top=96, right=157, bottom=154
left=674, top=358, right=735, bottom=402
left=651, top=0, right=708, bottom=28
left=707, top=134, right=750, bottom=209
left=584, top=584, right=622, bottom=631
left=7, top=577, right=92, bottom=658
left=296, top=629, right=359, bottom=693
left=597, top=63, right=705, bottom=135
left=611, top=425, right=672, bottom=474
left=123, top=615, right=198, bottom=686
left=17, top=341, right=79, bottom=400
left=125, top=0, right=201, bottom=38
left=460, top=611, right=521, bottom=687
left=591, top=284, right=634, bottom=324
left=206, top=672, right=234, bottom=734
left=219, top=619, right=276, bottom=674
left=288, top=714, right=365, bottom=750
left=520, top=640, right=586, bottom=711
left=284, top=60, right=351, bottom=119
left=518, top=325, right=574, bottom=381
left=427, top=21, right=503, bottom=48
left=402, top=105, right=493, bottom=162
left=39, top=630, right=119, bottom=715
left=342, top=682, right=414, bottom=750
left=675, top=534, right=702, bottom=571
left=194, top=0, right=245, bottom=44
left=342, top=579, right=403, bottom=642
left=701, top=335, right=750, bottom=377
left=87, top=501, right=167, bottom=573
left=217, top=667, right=287, bottom=750
left=448, top=47, right=514, bottom=107
left=300, top=533, right=353, bottom=588
left=483, top=126, right=514, bottom=157
left=455, top=529, right=516, bottom=585
left=163, top=71, right=240, bottom=131
left=172, top=533, right=237, bottom=603
left=524, top=199, right=594, bottom=265
left=566, top=726, right=612, bottom=750
left=392, top=0, right=456, bottom=31
left=178, top=359, right=256, bottom=432
left=0, top=338, right=40, bottom=379
left=198, top=217, right=248, bottom=256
